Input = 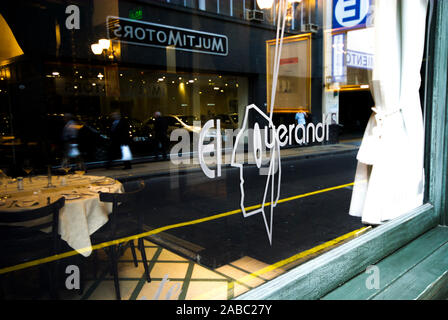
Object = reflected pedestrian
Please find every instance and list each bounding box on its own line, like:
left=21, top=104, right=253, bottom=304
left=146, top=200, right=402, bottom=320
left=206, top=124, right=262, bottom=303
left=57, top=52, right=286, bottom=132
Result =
left=107, top=110, right=132, bottom=170
left=153, top=111, right=168, bottom=160
left=61, top=113, right=82, bottom=168
left=295, top=111, right=308, bottom=144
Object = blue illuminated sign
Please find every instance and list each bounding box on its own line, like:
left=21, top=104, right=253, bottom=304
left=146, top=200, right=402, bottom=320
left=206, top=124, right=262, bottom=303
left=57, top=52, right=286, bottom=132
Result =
left=332, top=33, right=346, bottom=83
left=333, top=0, right=371, bottom=30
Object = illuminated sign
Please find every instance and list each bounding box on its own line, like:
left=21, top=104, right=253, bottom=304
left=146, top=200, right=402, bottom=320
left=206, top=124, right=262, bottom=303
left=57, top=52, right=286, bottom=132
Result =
left=346, top=50, right=373, bottom=69
left=107, top=16, right=228, bottom=56
left=333, top=0, right=371, bottom=30
left=129, top=7, right=143, bottom=20
left=332, top=33, right=346, bottom=82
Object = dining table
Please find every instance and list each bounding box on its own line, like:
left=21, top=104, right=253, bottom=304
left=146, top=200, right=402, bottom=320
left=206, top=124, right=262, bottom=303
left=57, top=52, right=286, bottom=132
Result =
left=0, top=174, right=124, bottom=257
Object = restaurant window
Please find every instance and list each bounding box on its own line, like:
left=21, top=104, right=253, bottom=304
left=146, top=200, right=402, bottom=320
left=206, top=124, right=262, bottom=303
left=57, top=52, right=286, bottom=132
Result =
left=0, top=0, right=436, bottom=301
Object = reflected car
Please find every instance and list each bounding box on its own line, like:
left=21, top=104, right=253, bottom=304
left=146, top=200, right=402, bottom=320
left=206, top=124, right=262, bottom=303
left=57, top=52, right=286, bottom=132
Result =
left=85, top=116, right=154, bottom=156
left=46, top=114, right=110, bottom=163
left=144, top=114, right=201, bottom=137
left=216, top=113, right=238, bottom=130
left=229, top=113, right=238, bottom=127
left=166, top=115, right=201, bottom=135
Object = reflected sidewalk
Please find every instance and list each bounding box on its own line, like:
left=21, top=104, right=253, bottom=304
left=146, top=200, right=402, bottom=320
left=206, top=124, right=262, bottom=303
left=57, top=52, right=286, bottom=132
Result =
left=90, top=140, right=361, bottom=181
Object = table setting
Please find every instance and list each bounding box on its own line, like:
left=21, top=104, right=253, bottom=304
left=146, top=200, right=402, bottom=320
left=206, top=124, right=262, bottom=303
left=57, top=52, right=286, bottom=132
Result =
left=0, top=170, right=124, bottom=257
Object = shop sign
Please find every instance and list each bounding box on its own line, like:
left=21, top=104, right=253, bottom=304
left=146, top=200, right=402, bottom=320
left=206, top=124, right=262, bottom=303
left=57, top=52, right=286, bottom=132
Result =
left=332, top=33, right=346, bottom=83
left=107, top=16, right=228, bottom=56
left=346, top=50, right=373, bottom=70
left=280, top=57, right=299, bottom=65
left=333, top=0, right=371, bottom=30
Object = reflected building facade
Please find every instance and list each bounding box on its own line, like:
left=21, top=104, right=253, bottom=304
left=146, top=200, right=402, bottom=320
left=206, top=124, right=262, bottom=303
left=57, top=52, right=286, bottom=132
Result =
left=0, top=0, right=372, bottom=171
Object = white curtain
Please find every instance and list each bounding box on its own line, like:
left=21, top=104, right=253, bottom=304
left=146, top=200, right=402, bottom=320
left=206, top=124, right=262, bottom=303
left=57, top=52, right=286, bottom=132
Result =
left=349, top=0, right=428, bottom=225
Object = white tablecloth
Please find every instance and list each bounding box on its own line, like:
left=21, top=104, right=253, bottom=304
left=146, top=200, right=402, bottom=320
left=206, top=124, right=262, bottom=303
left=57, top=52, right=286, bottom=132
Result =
left=0, top=175, right=124, bottom=257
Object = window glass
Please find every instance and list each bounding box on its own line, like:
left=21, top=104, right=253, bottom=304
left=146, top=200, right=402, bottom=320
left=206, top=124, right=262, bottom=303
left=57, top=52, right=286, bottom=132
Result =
left=167, top=0, right=185, bottom=6
left=233, top=0, right=245, bottom=19
left=185, top=0, right=197, bottom=9
left=0, top=0, right=432, bottom=300
left=207, top=0, right=218, bottom=14
left=219, top=0, right=232, bottom=16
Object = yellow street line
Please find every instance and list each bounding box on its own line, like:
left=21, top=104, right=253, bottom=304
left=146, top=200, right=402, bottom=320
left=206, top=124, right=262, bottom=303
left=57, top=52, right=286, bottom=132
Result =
left=235, top=226, right=366, bottom=284
left=276, top=182, right=356, bottom=204
left=194, top=226, right=367, bottom=300
left=0, top=181, right=356, bottom=275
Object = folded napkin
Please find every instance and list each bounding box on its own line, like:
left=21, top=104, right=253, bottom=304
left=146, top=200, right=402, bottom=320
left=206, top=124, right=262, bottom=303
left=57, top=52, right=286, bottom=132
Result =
left=88, top=186, right=110, bottom=193
left=15, top=200, right=39, bottom=208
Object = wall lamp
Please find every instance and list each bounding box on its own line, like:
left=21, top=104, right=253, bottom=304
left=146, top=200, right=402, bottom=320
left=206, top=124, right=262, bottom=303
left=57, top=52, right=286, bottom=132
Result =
left=91, top=39, right=111, bottom=55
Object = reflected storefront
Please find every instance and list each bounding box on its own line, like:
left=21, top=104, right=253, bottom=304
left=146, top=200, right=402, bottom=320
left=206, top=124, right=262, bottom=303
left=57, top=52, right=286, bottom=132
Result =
left=0, top=0, right=333, bottom=172
left=0, top=0, right=445, bottom=302
left=44, top=62, right=248, bottom=161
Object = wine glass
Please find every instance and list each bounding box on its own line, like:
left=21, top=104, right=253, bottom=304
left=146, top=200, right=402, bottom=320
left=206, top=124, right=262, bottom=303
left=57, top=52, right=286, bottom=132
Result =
left=74, top=162, right=86, bottom=177
left=0, top=176, right=5, bottom=200
left=22, top=160, right=33, bottom=183
left=0, top=169, right=11, bottom=199
left=44, top=165, right=55, bottom=188
left=59, top=161, right=71, bottom=186
left=61, top=160, right=72, bottom=176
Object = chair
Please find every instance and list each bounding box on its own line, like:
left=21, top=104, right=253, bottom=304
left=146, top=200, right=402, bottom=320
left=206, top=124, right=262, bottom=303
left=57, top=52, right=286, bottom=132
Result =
left=90, top=180, right=150, bottom=300
left=0, top=197, right=66, bottom=299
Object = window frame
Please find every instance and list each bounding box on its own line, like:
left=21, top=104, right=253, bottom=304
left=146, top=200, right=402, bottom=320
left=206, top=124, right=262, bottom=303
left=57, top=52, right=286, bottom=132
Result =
left=236, top=0, right=448, bottom=300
